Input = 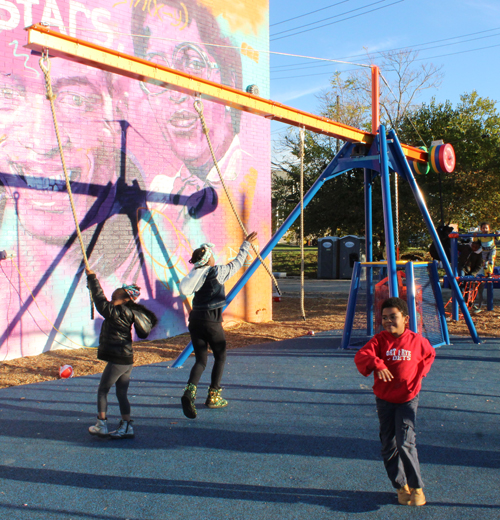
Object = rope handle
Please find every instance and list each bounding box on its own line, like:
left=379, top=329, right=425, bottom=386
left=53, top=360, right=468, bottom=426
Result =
left=299, top=127, right=306, bottom=321
left=39, top=50, right=94, bottom=319
left=194, top=98, right=282, bottom=296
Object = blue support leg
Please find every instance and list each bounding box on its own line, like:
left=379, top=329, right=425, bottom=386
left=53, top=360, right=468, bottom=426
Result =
left=378, top=126, right=399, bottom=298
left=405, top=262, right=418, bottom=333
left=388, top=129, right=480, bottom=344
left=364, top=169, right=374, bottom=336
left=431, top=260, right=450, bottom=345
left=171, top=144, right=354, bottom=368
left=341, top=261, right=362, bottom=349
left=487, top=282, right=494, bottom=311
left=450, top=236, right=459, bottom=321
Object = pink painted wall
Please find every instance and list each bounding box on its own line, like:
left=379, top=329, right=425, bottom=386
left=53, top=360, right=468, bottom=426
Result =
left=0, top=0, right=271, bottom=360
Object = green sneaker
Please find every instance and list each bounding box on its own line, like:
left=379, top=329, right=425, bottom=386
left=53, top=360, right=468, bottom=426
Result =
left=181, top=383, right=197, bottom=419
left=205, top=387, right=228, bottom=409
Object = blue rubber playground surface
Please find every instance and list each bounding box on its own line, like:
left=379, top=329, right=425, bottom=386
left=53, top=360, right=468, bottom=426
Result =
left=0, top=333, right=499, bottom=520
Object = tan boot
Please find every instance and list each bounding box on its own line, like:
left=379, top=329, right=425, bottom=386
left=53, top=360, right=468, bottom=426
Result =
left=410, top=488, right=426, bottom=506
left=397, top=484, right=411, bottom=505
left=205, top=387, right=228, bottom=408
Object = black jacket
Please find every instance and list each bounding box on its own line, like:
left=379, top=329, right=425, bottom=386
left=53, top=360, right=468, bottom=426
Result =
left=87, top=275, right=158, bottom=365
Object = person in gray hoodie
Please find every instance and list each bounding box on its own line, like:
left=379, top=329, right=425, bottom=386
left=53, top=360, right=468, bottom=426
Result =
left=179, top=232, right=257, bottom=418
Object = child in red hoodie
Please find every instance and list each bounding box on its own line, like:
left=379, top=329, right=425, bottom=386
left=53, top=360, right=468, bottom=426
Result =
left=354, top=297, right=435, bottom=507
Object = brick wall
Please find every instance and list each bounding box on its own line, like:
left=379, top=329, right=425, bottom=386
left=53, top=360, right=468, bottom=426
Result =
left=0, top=0, right=271, bottom=360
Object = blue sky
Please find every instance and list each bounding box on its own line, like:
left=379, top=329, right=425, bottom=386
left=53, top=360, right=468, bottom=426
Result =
left=268, top=0, right=500, bottom=148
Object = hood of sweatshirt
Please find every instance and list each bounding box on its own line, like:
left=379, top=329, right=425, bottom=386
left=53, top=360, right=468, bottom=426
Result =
left=179, top=266, right=211, bottom=296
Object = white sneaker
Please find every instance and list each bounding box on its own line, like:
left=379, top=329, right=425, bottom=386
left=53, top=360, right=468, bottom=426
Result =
left=88, top=418, right=108, bottom=437
left=109, top=419, right=135, bottom=439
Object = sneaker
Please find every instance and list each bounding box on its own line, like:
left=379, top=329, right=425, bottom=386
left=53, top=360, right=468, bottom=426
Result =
left=181, top=383, right=197, bottom=419
left=88, top=418, right=108, bottom=437
left=205, top=387, right=228, bottom=409
left=397, top=484, right=411, bottom=505
left=109, top=420, right=134, bottom=439
left=409, top=488, right=426, bottom=506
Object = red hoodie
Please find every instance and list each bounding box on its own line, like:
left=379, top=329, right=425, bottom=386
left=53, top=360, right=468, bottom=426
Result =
left=354, top=329, right=436, bottom=403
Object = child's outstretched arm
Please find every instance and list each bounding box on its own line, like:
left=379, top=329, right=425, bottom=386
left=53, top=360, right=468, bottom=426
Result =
left=215, top=232, right=257, bottom=285
left=86, top=268, right=120, bottom=320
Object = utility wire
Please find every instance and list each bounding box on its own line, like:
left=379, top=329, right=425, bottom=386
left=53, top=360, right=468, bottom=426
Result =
left=270, top=27, right=500, bottom=72
left=271, top=0, right=405, bottom=41
left=271, top=1, right=351, bottom=27
left=271, top=0, right=394, bottom=37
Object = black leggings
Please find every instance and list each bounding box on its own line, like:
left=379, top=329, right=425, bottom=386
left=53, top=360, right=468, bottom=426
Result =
left=187, top=319, right=227, bottom=389
left=97, top=362, right=133, bottom=416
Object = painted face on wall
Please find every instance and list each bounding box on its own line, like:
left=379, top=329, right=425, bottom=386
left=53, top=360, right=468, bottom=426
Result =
left=0, top=57, right=117, bottom=242
left=139, top=6, right=235, bottom=175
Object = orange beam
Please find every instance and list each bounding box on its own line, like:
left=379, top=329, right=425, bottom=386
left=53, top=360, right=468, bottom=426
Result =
left=24, top=24, right=427, bottom=163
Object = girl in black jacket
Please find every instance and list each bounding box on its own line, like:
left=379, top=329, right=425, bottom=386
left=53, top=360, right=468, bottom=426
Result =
left=86, top=269, right=157, bottom=439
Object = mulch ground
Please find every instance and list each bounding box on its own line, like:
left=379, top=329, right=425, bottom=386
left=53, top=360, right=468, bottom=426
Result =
left=1, top=297, right=498, bottom=389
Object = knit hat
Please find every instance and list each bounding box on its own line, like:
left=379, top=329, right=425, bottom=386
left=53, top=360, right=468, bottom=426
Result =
left=194, top=243, right=215, bottom=268
left=122, top=283, right=140, bottom=301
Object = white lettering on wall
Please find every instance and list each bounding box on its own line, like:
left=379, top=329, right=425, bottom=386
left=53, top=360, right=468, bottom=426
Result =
left=41, top=0, right=67, bottom=34
left=16, top=0, right=39, bottom=27
left=0, top=0, right=21, bottom=31
left=68, top=0, right=90, bottom=37
left=91, top=7, right=112, bottom=47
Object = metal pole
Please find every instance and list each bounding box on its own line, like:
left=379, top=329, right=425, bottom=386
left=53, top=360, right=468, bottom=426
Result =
left=341, top=261, right=362, bottom=349
left=378, top=126, right=399, bottom=297
left=388, top=129, right=480, bottom=343
left=405, top=262, right=418, bottom=333
left=364, top=168, right=374, bottom=335
left=450, top=236, right=459, bottom=321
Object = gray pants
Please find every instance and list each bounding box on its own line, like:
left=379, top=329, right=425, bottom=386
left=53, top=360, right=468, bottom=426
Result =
left=97, top=363, right=133, bottom=416
left=376, top=395, right=424, bottom=489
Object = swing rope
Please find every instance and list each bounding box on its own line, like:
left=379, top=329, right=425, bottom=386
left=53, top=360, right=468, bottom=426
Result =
left=39, top=51, right=94, bottom=318
left=299, top=127, right=306, bottom=321
left=194, top=98, right=281, bottom=296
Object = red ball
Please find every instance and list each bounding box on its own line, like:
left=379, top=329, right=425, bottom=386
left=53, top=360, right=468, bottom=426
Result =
left=59, top=365, right=74, bottom=379
left=307, top=330, right=315, bottom=336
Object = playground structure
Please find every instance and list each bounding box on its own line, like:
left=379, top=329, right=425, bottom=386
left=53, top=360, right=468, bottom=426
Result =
left=23, top=24, right=481, bottom=363
left=447, top=233, right=500, bottom=320
left=341, top=261, right=449, bottom=349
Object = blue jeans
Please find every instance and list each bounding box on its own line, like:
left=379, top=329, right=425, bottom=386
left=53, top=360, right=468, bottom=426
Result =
left=376, top=395, right=424, bottom=489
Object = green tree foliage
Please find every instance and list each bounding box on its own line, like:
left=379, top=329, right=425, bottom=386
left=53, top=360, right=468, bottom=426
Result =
left=398, top=91, right=500, bottom=236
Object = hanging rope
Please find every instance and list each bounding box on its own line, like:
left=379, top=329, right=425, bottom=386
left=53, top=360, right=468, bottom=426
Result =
left=299, top=127, right=306, bottom=321
left=193, top=98, right=281, bottom=295
left=39, top=50, right=94, bottom=318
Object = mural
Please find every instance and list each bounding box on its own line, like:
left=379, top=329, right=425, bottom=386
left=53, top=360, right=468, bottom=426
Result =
left=0, top=0, right=271, bottom=360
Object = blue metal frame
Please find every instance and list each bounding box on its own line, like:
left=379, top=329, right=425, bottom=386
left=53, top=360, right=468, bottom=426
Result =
left=450, top=236, right=460, bottom=320
left=405, top=262, right=418, bottom=333
left=172, top=142, right=354, bottom=367
left=430, top=260, right=451, bottom=345
left=172, top=127, right=480, bottom=367
left=340, top=261, right=362, bottom=349
left=387, top=129, right=479, bottom=344
left=378, top=127, right=399, bottom=298
left=364, top=168, right=374, bottom=336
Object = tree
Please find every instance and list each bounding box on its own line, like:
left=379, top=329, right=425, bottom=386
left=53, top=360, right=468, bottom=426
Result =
left=397, top=91, right=500, bottom=236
